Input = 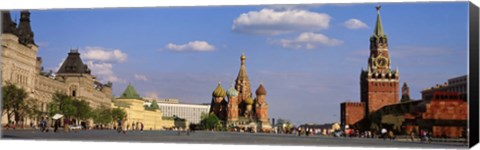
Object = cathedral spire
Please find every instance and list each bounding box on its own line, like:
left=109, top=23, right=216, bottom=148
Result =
left=374, top=5, right=384, bottom=37
left=237, top=52, right=249, bottom=81
left=2, top=11, right=17, bottom=35
left=17, top=10, right=36, bottom=46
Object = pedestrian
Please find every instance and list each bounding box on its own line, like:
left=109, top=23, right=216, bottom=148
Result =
left=117, top=119, right=122, bottom=133
left=54, top=119, right=59, bottom=132
left=388, top=130, right=394, bottom=140
left=426, top=131, right=432, bottom=143
left=410, top=131, right=415, bottom=141
left=140, top=122, right=144, bottom=132
left=381, top=128, right=387, bottom=140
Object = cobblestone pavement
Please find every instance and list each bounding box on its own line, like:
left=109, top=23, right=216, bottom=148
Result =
left=1, top=130, right=468, bottom=149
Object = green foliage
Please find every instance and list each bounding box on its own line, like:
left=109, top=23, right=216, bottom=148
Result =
left=144, top=100, right=159, bottom=111
left=73, top=99, right=92, bottom=120
left=2, top=83, right=30, bottom=124
left=111, top=107, right=126, bottom=121
left=200, top=112, right=220, bottom=130
left=91, top=106, right=126, bottom=126
left=48, top=92, right=95, bottom=123
left=92, top=105, right=113, bottom=125
left=150, top=100, right=159, bottom=110
left=48, top=92, right=77, bottom=118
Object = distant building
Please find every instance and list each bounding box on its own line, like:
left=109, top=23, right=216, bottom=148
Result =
left=421, top=75, right=467, bottom=101
left=157, top=102, right=210, bottom=124
left=113, top=84, right=173, bottom=130
left=1, top=11, right=112, bottom=126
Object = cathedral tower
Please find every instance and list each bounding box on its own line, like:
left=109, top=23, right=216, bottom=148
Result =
left=226, top=85, right=239, bottom=123
left=209, top=82, right=228, bottom=120
left=235, top=53, right=252, bottom=116
left=255, top=83, right=269, bottom=122
left=360, top=6, right=399, bottom=113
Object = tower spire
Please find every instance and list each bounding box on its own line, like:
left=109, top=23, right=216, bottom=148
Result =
left=2, top=11, right=17, bottom=35
left=17, top=10, right=36, bottom=46
left=374, top=5, right=384, bottom=37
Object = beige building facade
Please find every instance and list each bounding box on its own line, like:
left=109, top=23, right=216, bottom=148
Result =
left=1, top=11, right=113, bottom=126
left=114, top=84, right=174, bottom=130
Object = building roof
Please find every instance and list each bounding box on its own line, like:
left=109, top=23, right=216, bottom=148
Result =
left=118, top=83, right=142, bottom=99
left=236, top=53, right=249, bottom=81
left=17, top=10, right=36, bottom=46
left=255, top=83, right=267, bottom=95
left=212, top=82, right=226, bottom=97
left=2, top=11, right=17, bottom=35
left=56, top=49, right=91, bottom=74
left=226, top=86, right=239, bottom=97
left=374, top=6, right=384, bottom=37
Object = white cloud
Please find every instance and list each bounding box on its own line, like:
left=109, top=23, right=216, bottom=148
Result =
left=165, top=41, right=215, bottom=52
left=232, top=8, right=331, bottom=35
left=51, top=58, right=65, bottom=73
left=266, top=4, right=323, bottom=11
left=343, top=18, right=368, bottom=29
left=134, top=74, right=148, bottom=81
left=273, top=32, right=343, bottom=49
left=144, top=92, right=160, bottom=100
left=85, top=61, right=125, bottom=83
left=82, top=47, right=128, bottom=63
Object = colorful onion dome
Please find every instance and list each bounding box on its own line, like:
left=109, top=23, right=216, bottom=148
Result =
left=226, top=86, right=239, bottom=97
left=245, top=97, right=254, bottom=105
left=255, top=83, right=267, bottom=95
left=212, top=82, right=226, bottom=97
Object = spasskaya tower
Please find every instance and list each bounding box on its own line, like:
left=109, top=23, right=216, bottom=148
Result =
left=360, top=6, right=399, bottom=114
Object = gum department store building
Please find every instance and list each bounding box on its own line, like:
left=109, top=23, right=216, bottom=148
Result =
left=1, top=11, right=113, bottom=125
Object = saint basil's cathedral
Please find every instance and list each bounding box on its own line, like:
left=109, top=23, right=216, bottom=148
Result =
left=209, top=53, right=271, bottom=132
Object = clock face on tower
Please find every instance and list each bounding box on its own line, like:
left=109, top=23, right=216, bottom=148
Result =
left=375, top=57, right=388, bottom=67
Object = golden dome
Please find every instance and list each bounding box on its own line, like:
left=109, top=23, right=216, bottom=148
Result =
left=245, top=97, right=254, bottom=105
left=240, top=52, right=246, bottom=61
left=212, top=82, right=226, bottom=97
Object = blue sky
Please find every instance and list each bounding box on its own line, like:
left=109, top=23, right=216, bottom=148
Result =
left=19, top=2, right=468, bottom=124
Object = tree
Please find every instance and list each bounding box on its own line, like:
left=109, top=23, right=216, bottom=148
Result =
left=48, top=92, right=77, bottom=118
left=2, top=84, right=29, bottom=125
left=200, top=112, right=220, bottom=130
left=111, top=108, right=126, bottom=121
left=92, top=105, right=112, bottom=125
left=144, top=100, right=159, bottom=111
left=73, top=99, right=92, bottom=120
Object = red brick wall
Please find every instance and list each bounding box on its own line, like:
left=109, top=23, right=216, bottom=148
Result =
left=341, top=102, right=365, bottom=126
left=367, top=81, right=399, bottom=112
